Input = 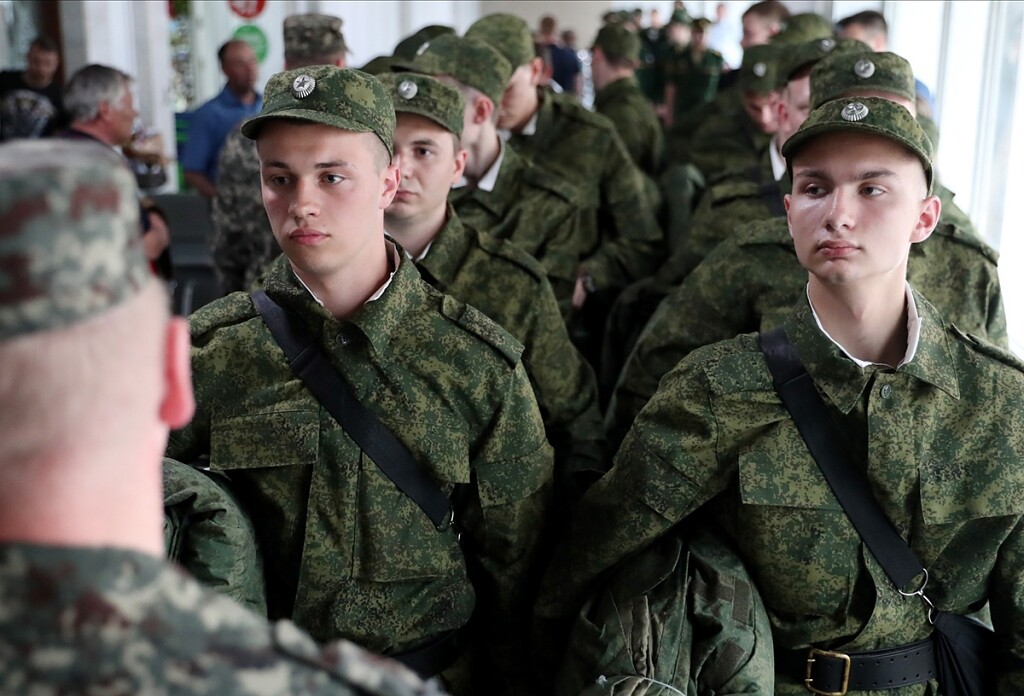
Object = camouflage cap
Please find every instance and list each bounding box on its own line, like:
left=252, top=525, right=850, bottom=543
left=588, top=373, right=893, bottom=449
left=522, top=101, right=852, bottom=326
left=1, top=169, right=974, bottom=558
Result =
left=465, top=13, right=535, bottom=69
left=781, top=37, right=870, bottom=84
left=361, top=55, right=397, bottom=75
left=378, top=72, right=464, bottom=136
left=918, top=112, right=939, bottom=151
left=407, top=34, right=512, bottom=107
left=240, top=66, right=395, bottom=156
left=782, top=97, right=934, bottom=193
left=771, top=12, right=834, bottom=44
left=392, top=25, right=455, bottom=61
left=283, top=13, right=346, bottom=60
left=738, top=43, right=782, bottom=94
left=0, top=140, right=149, bottom=341
left=667, top=9, right=692, bottom=26
left=592, top=23, right=641, bottom=63
left=810, top=51, right=916, bottom=110
left=692, top=17, right=713, bottom=32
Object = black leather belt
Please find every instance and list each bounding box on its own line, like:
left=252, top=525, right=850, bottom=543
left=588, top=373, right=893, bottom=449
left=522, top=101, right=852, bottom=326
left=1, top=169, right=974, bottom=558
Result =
left=778, top=638, right=936, bottom=695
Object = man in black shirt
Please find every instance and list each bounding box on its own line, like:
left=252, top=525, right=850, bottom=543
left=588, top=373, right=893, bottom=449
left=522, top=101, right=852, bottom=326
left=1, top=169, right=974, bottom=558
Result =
left=0, top=36, right=64, bottom=140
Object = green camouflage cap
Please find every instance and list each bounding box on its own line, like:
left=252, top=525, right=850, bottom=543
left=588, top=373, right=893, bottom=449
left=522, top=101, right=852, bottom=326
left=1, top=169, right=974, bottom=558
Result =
left=392, top=24, right=454, bottom=61
left=692, top=17, right=713, bottom=32
left=738, top=43, right=782, bottom=93
left=918, top=112, right=939, bottom=151
left=283, top=13, right=346, bottom=60
left=407, top=34, right=512, bottom=107
left=771, top=12, right=834, bottom=44
left=378, top=72, right=464, bottom=136
left=361, top=55, right=397, bottom=75
left=782, top=97, right=934, bottom=193
left=593, top=23, right=641, bottom=63
left=240, top=66, right=395, bottom=156
left=781, top=37, right=870, bottom=84
left=465, top=13, right=535, bottom=69
left=0, top=140, right=149, bottom=340
left=810, top=51, right=916, bottom=110
left=667, top=9, right=692, bottom=26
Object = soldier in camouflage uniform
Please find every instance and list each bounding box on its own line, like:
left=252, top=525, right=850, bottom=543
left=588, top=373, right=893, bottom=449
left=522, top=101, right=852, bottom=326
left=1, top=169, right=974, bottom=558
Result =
left=166, top=66, right=554, bottom=696
left=662, top=17, right=725, bottom=124
left=589, top=23, right=665, bottom=212
left=542, top=98, right=1024, bottom=694
left=606, top=49, right=1005, bottom=447
left=404, top=34, right=586, bottom=314
left=0, top=139, right=442, bottom=696
left=378, top=71, right=607, bottom=512
left=466, top=13, right=663, bottom=312
left=210, top=13, right=347, bottom=293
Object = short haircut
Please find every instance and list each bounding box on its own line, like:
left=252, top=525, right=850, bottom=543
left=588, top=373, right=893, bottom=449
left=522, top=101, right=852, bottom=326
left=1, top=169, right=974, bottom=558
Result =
left=539, top=15, right=557, bottom=34
left=218, top=39, right=250, bottom=64
left=837, top=10, right=888, bottom=38
left=29, top=36, right=59, bottom=53
left=743, top=0, right=790, bottom=24
left=0, top=281, right=166, bottom=476
left=64, top=64, right=132, bottom=123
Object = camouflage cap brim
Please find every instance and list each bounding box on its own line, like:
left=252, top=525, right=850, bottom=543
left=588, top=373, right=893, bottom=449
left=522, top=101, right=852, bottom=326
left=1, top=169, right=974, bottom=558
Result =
left=0, top=140, right=150, bottom=340
left=241, top=66, right=395, bottom=156
left=782, top=96, right=934, bottom=193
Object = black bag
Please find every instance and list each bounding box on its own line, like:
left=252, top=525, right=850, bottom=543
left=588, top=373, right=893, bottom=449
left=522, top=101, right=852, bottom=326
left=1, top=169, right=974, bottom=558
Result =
left=759, top=327, right=995, bottom=696
left=931, top=612, right=996, bottom=696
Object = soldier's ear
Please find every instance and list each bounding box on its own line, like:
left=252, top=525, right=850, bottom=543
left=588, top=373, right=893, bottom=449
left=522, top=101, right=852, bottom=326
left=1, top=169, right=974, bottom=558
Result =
left=474, top=95, right=494, bottom=125
left=452, top=148, right=468, bottom=184
left=160, top=317, right=195, bottom=430
left=911, top=194, right=941, bottom=244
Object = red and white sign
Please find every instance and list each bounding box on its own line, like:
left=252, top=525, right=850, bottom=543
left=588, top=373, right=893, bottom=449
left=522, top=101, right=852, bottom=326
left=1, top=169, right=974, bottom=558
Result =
left=228, top=0, right=266, bottom=20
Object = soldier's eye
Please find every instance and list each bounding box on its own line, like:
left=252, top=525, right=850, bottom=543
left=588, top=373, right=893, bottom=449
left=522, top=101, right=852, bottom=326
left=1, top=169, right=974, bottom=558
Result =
left=323, top=174, right=345, bottom=184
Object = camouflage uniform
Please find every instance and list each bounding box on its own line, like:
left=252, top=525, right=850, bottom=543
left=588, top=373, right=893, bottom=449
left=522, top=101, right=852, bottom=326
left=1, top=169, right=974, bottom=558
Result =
left=0, top=139, right=443, bottom=696
left=664, top=45, right=725, bottom=119
left=163, top=457, right=268, bottom=615
left=607, top=215, right=1007, bottom=449
left=413, top=206, right=608, bottom=497
left=209, top=13, right=347, bottom=293
left=448, top=144, right=583, bottom=314
left=506, top=90, right=663, bottom=293
left=210, top=130, right=275, bottom=293
left=407, top=35, right=588, bottom=314
left=169, top=67, right=555, bottom=696
left=0, top=545, right=445, bottom=696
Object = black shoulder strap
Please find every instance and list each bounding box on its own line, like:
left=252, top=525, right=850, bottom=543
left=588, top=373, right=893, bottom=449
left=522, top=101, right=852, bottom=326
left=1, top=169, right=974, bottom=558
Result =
left=250, top=290, right=453, bottom=530
left=758, top=327, right=925, bottom=591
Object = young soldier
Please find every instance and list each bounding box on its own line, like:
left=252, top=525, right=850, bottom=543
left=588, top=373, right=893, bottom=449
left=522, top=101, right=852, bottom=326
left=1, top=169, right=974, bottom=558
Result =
left=165, top=67, right=554, bottom=696
left=406, top=34, right=586, bottom=313
left=542, top=97, right=1024, bottom=693
left=378, top=71, right=607, bottom=511
left=0, top=139, right=441, bottom=696
left=212, top=13, right=347, bottom=293
left=466, top=13, right=663, bottom=314
left=606, top=50, right=1004, bottom=447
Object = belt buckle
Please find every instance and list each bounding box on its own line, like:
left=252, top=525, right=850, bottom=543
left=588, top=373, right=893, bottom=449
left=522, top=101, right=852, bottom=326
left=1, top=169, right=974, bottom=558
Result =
left=805, top=648, right=851, bottom=696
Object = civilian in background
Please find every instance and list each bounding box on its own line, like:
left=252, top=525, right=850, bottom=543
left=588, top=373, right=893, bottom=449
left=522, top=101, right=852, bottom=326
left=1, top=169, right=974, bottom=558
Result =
left=0, top=36, right=64, bottom=140
left=538, top=15, right=582, bottom=96
left=181, top=39, right=261, bottom=198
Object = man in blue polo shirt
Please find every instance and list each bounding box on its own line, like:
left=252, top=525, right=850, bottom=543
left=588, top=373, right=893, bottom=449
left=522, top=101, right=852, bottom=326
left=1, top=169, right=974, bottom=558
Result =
left=181, top=39, right=261, bottom=198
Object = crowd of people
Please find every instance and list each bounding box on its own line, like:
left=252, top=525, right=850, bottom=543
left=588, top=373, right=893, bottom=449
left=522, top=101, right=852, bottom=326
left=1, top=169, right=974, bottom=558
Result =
left=2, top=2, right=1023, bottom=695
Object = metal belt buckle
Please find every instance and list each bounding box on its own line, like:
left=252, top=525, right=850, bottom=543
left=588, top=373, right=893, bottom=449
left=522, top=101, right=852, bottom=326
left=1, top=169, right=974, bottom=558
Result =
left=805, top=648, right=851, bottom=696
left=437, top=507, right=462, bottom=541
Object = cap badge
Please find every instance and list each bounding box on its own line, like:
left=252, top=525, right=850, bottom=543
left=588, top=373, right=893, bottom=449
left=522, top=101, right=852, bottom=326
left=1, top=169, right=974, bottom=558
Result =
left=820, top=38, right=836, bottom=51
left=841, top=101, right=869, bottom=122
left=753, top=62, right=767, bottom=77
left=292, top=74, right=316, bottom=99
left=398, top=80, right=418, bottom=100
left=416, top=41, right=430, bottom=56
left=854, top=58, right=876, bottom=79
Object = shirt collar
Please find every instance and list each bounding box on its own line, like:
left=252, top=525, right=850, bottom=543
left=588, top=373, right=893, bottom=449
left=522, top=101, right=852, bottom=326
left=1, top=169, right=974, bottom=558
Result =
left=290, top=242, right=400, bottom=306
left=769, top=135, right=787, bottom=182
left=786, top=287, right=959, bottom=414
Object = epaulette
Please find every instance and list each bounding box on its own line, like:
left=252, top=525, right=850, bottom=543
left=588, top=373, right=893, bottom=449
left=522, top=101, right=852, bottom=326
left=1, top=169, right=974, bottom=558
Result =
left=188, top=292, right=258, bottom=338
left=475, top=231, right=548, bottom=284
left=521, top=159, right=583, bottom=205
left=930, top=221, right=999, bottom=265
left=440, top=293, right=524, bottom=367
left=734, top=216, right=791, bottom=246
left=708, top=178, right=762, bottom=206
left=949, top=325, right=1024, bottom=375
